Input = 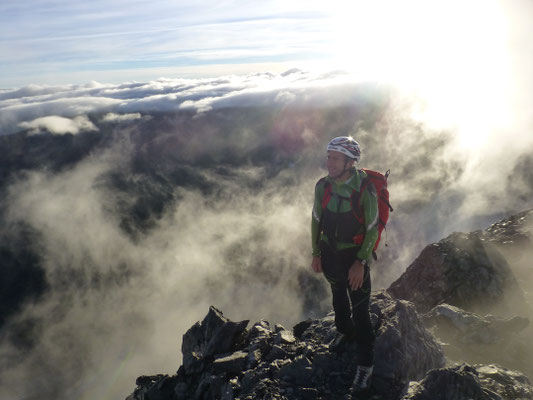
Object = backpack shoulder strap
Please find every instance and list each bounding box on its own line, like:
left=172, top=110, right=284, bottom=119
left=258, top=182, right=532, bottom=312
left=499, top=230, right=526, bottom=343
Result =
left=315, top=177, right=331, bottom=247
left=318, top=178, right=332, bottom=210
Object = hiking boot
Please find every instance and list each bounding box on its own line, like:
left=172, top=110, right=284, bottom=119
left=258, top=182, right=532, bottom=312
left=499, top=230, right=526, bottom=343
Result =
left=329, top=332, right=356, bottom=352
left=351, top=365, right=373, bottom=393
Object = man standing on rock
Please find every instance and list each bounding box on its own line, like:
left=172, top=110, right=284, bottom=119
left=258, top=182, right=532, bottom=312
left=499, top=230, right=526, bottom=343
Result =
left=310, top=136, right=378, bottom=393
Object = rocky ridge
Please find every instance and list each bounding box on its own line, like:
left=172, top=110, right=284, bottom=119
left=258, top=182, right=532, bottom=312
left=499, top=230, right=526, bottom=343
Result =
left=127, top=290, right=444, bottom=400
left=126, top=210, right=533, bottom=400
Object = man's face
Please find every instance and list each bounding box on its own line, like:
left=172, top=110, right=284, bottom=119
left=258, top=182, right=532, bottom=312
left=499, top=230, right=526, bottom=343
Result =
left=327, top=150, right=351, bottom=177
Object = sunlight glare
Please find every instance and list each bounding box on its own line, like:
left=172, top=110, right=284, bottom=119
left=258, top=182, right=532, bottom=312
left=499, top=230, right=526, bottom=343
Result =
left=326, top=0, right=512, bottom=150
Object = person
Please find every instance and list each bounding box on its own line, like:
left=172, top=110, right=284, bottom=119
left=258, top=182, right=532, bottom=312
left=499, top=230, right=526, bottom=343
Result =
left=310, top=136, right=378, bottom=393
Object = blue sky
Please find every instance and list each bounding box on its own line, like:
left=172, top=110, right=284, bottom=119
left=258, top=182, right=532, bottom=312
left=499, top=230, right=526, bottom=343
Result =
left=1, top=0, right=338, bottom=87
left=3, top=0, right=520, bottom=88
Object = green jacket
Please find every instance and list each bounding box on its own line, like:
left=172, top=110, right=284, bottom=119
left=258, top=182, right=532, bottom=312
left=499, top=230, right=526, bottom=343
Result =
left=311, top=167, right=379, bottom=261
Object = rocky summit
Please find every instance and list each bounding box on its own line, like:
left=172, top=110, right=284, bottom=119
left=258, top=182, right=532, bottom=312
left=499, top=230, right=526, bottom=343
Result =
left=127, top=291, right=445, bottom=400
left=125, top=293, right=533, bottom=400
left=125, top=210, right=533, bottom=400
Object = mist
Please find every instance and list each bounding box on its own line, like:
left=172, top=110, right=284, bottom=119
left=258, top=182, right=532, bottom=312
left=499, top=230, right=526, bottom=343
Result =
left=1, top=64, right=533, bottom=400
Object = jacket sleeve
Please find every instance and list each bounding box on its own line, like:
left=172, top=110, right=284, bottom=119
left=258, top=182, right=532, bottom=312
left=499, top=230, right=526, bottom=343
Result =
left=356, top=182, right=379, bottom=261
left=311, top=180, right=324, bottom=257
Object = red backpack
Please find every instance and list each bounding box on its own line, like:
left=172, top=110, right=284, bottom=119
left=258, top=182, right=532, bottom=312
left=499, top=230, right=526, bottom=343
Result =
left=320, top=169, right=393, bottom=259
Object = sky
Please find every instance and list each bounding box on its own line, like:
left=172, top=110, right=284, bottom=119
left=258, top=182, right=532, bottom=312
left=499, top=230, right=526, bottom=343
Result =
left=1, top=0, right=336, bottom=87
left=1, top=0, right=529, bottom=92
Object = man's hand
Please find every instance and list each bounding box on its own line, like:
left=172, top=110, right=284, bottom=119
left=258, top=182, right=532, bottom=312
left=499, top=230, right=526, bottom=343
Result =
left=348, top=260, right=365, bottom=290
left=311, top=256, right=322, bottom=273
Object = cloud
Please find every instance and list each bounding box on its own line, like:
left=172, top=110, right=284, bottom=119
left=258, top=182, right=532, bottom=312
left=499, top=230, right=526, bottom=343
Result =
left=0, top=148, right=325, bottom=399
left=19, top=115, right=98, bottom=135
left=0, top=71, right=367, bottom=136
left=100, top=112, right=143, bottom=123
left=0, top=94, right=120, bottom=135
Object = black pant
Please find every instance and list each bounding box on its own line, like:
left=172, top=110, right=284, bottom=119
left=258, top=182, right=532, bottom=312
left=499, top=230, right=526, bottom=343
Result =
left=320, top=242, right=375, bottom=366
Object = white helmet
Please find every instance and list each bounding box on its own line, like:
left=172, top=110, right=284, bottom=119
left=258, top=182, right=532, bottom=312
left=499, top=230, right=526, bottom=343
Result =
left=327, top=136, right=361, bottom=162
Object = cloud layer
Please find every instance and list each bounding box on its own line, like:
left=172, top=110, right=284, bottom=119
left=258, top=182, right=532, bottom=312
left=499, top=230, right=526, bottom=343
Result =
left=0, top=70, right=363, bottom=136
left=19, top=115, right=98, bottom=135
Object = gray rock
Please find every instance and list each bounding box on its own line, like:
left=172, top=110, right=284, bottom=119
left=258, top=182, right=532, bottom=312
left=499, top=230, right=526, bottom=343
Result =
left=295, top=387, right=319, bottom=400
left=126, top=374, right=178, bottom=400
left=371, top=291, right=446, bottom=382
left=423, top=303, right=529, bottom=345
left=274, top=329, right=296, bottom=345
left=476, top=364, right=533, bottom=400
left=182, top=350, right=204, bottom=375
left=265, top=344, right=289, bottom=362
left=275, top=355, right=313, bottom=385
left=481, top=209, right=533, bottom=249
left=402, top=363, right=533, bottom=400
left=174, top=382, right=188, bottom=400
left=388, top=232, right=526, bottom=315
left=246, top=320, right=273, bottom=354
left=194, top=373, right=223, bottom=400
left=401, top=364, right=501, bottom=400
left=245, top=348, right=262, bottom=369
left=213, top=350, right=248, bottom=374
left=126, top=301, right=466, bottom=400
left=181, top=322, right=205, bottom=374
left=239, top=363, right=272, bottom=396
left=219, top=380, right=237, bottom=400
left=293, top=319, right=313, bottom=339
left=202, top=306, right=227, bottom=340
left=181, top=305, right=249, bottom=374
left=310, top=350, right=339, bottom=384
left=204, top=318, right=249, bottom=357
left=423, top=303, right=531, bottom=375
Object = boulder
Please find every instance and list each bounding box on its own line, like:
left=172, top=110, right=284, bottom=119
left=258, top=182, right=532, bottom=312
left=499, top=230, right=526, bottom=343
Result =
left=423, top=303, right=529, bottom=346
left=181, top=305, right=249, bottom=374
left=476, top=364, right=533, bottom=400
left=423, top=303, right=531, bottom=377
left=371, top=291, right=446, bottom=383
left=401, top=363, right=533, bottom=400
left=213, top=350, right=248, bottom=374
left=388, top=232, right=525, bottom=315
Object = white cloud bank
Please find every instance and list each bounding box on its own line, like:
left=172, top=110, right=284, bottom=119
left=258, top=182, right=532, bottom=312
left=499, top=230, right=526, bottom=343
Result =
left=0, top=70, right=366, bottom=136
left=101, top=112, right=143, bottom=123
left=0, top=72, right=320, bottom=135
left=19, top=115, right=98, bottom=135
